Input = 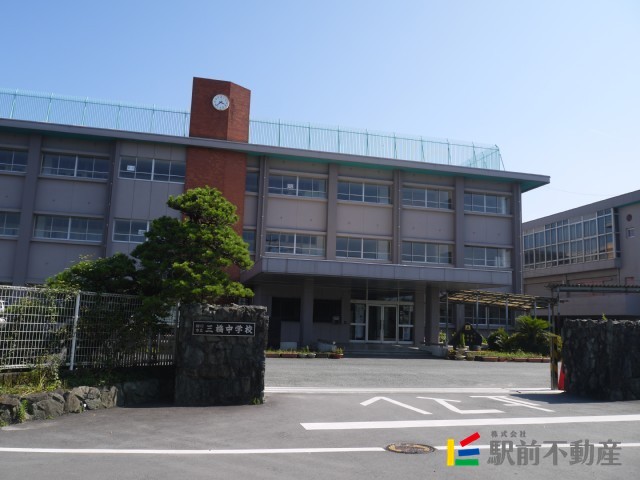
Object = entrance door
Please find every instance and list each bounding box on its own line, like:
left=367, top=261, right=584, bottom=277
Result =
left=367, top=305, right=397, bottom=342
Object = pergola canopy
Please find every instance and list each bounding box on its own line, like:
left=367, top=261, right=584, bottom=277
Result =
left=442, top=289, right=557, bottom=311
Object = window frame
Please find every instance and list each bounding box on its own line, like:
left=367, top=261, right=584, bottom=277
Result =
left=41, top=153, right=110, bottom=180
left=336, top=236, right=390, bottom=260
left=265, top=231, right=325, bottom=256
left=34, top=214, right=103, bottom=243
left=118, top=156, right=185, bottom=183
left=338, top=181, right=391, bottom=204
left=0, top=148, right=28, bottom=173
left=0, top=211, right=20, bottom=236
left=268, top=174, right=327, bottom=198
left=113, top=219, right=151, bottom=243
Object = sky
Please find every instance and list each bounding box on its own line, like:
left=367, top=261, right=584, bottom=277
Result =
left=2, top=0, right=639, bottom=221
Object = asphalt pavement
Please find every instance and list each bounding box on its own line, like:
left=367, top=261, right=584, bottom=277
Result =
left=1, top=358, right=638, bottom=480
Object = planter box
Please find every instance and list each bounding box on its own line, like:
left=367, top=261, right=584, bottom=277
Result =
left=315, top=352, right=330, bottom=358
left=265, top=352, right=280, bottom=358
left=511, top=358, right=527, bottom=362
left=482, top=356, right=499, bottom=362
left=280, top=353, right=298, bottom=358
left=329, top=353, right=344, bottom=359
left=527, top=358, right=544, bottom=363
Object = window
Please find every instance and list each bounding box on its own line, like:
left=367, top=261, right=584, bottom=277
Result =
left=338, top=181, right=390, bottom=204
left=271, top=297, right=300, bottom=322
left=402, top=187, right=452, bottom=209
left=464, top=193, right=509, bottom=214
left=243, top=230, right=256, bottom=254
left=265, top=232, right=325, bottom=256
left=0, top=148, right=28, bottom=173
left=313, top=299, right=342, bottom=323
left=34, top=215, right=103, bottom=242
left=0, top=212, right=20, bottom=236
left=402, top=241, right=452, bottom=264
left=119, top=156, right=185, bottom=183
left=523, top=208, right=618, bottom=269
left=113, top=219, right=150, bottom=243
left=42, top=153, right=109, bottom=179
left=268, top=174, right=326, bottom=198
left=464, top=247, right=511, bottom=268
left=246, top=171, right=259, bottom=193
left=336, top=236, right=390, bottom=260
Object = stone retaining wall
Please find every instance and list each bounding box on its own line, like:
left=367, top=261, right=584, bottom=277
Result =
left=0, top=372, right=174, bottom=426
left=562, top=319, right=640, bottom=400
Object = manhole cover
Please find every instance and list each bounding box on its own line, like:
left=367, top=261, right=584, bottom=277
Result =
left=385, top=443, right=435, bottom=454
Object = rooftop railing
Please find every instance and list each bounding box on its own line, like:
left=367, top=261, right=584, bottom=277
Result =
left=0, top=88, right=504, bottom=170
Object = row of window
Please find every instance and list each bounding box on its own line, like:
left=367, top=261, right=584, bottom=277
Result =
left=523, top=209, right=617, bottom=268
left=248, top=172, right=509, bottom=213
left=0, top=148, right=186, bottom=184
left=1, top=212, right=512, bottom=268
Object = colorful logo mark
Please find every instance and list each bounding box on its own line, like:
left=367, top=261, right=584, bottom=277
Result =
left=447, top=431, right=480, bottom=466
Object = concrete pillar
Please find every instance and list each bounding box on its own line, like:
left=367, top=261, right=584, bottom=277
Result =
left=413, top=285, right=426, bottom=346
left=392, top=170, right=402, bottom=264
left=512, top=182, right=523, bottom=293
left=426, top=287, right=440, bottom=344
left=300, top=278, right=314, bottom=347
left=13, top=134, right=42, bottom=285
left=454, top=177, right=465, bottom=268
left=326, top=164, right=338, bottom=259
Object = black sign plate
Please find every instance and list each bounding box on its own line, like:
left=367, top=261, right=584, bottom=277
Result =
left=192, top=321, right=256, bottom=337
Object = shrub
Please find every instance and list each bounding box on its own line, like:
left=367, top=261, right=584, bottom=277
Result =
left=487, top=328, right=509, bottom=351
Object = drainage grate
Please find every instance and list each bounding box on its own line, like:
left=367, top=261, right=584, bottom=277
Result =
left=385, top=443, right=436, bottom=454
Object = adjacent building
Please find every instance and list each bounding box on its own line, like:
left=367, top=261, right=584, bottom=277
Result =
left=0, top=78, right=549, bottom=348
left=523, top=190, right=640, bottom=320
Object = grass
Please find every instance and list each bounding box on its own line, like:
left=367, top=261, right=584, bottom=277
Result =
left=464, top=350, right=549, bottom=359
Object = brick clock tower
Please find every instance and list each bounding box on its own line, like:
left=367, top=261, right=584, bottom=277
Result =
left=185, top=77, right=251, bottom=234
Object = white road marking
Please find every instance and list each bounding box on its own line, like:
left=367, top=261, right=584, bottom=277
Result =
left=0, top=447, right=385, bottom=455
left=360, top=397, right=431, bottom=415
left=266, top=387, right=554, bottom=394
left=470, top=395, right=555, bottom=413
left=417, top=397, right=504, bottom=414
left=301, top=414, right=640, bottom=431
left=2, top=444, right=640, bottom=456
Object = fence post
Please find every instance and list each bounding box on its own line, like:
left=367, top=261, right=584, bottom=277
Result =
left=69, top=292, right=81, bottom=371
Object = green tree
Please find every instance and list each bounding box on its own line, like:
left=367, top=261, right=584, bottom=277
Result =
left=132, top=187, right=253, bottom=306
left=46, top=253, right=138, bottom=294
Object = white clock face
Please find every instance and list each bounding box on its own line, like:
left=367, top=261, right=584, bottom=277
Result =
left=212, top=94, right=230, bottom=111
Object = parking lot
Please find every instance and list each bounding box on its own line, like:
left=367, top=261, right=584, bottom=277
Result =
left=1, top=358, right=638, bottom=479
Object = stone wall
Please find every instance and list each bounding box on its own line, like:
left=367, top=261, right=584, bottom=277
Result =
left=0, top=373, right=173, bottom=426
left=562, top=319, right=640, bottom=400
left=174, top=304, right=268, bottom=406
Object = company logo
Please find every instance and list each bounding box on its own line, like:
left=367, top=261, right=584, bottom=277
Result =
left=447, top=431, right=480, bottom=466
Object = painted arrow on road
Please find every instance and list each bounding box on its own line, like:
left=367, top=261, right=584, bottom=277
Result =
left=360, top=397, right=432, bottom=415
left=417, top=397, right=504, bottom=414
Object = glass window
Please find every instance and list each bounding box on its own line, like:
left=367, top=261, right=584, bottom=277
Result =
left=42, top=153, right=109, bottom=179
left=265, top=231, right=325, bottom=256
left=269, top=174, right=326, bottom=198
left=338, top=181, right=390, bottom=204
left=114, top=219, right=149, bottom=243
left=464, top=192, right=509, bottom=214
left=118, top=156, right=184, bottom=183
left=34, top=215, right=103, bottom=242
left=337, top=236, right=389, bottom=260
left=246, top=171, right=259, bottom=193
left=242, top=230, right=256, bottom=253
left=0, top=149, right=28, bottom=173
left=464, top=246, right=510, bottom=268
left=0, top=212, right=20, bottom=236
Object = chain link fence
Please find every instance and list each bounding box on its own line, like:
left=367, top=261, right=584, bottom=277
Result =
left=0, top=286, right=177, bottom=371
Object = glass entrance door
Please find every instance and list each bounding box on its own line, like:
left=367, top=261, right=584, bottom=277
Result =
left=367, top=305, right=397, bottom=342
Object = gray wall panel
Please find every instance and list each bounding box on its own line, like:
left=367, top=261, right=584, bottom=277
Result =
left=243, top=195, right=258, bottom=227
left=0, top=132, right=29, bottom=147
left=336, top=203, right=392, bottom=236
left=464, top=214, right=513, bottom=246
left=34, top=178, right=108, bottom=216
left=0, top=175, right=25, bottom=209
left=266, top=197, right=327, bottom=232
left=401, top=209, right=454, bottom=241
left=0, top=240, right=16, bottom=281
left=41, top=137, right=111, bottom=155
left=27, top=242, right=103, bottom=283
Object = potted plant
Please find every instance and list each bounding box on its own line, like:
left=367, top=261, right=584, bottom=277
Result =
left=329, top=347, right=344, bottom=359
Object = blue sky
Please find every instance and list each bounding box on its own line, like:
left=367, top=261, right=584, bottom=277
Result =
left=2, top=0, right=638, bottom=221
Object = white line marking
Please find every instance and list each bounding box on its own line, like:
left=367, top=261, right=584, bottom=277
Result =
left=301, top=414, right=640, bottom=431
left=2, top=444, right=640, bottom=456
left=470, top=395, right=555, bottom=413
left=265, top=387, right=553, bottom=394
left=0, top=447, right=385, bottom=455
left=417, top=397, right=504, bottom=414
left=360, top=397, right=431, bottom=415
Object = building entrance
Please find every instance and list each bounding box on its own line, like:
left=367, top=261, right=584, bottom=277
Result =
left=350, top=302, right=413, bottom=343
